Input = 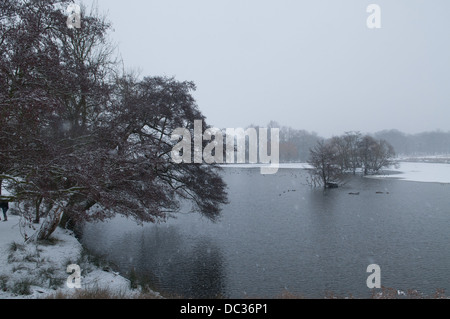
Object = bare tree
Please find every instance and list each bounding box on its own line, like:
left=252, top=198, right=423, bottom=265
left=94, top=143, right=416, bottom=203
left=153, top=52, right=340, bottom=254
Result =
left=329, top=135, right=347, bottom=173
left=307, top=140, right=343, bottom=188
left=359, top=136, right=396, bottom=175
left=308, top=133, right=396, bottom=189
left=1, top=0, right=228, bottom=240
left=343, top=131, right=362, bottom=175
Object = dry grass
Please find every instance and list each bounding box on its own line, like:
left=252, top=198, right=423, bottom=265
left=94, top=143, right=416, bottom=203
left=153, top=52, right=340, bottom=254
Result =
left=274, top=287, right=448, bottom=299
left=242, top=287, right=449, bottom=299
left=45, top=286, right=448, bottom=300
left=370, top=287, right=448, bottom=299
left=275, top=289, right=306, bottom=299
left=47, top=287, right=162, bottom=299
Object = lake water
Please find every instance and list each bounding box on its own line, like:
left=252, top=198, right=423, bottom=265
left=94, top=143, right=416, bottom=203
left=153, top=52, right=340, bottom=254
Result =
left=81, top=167, right=450, bottom=298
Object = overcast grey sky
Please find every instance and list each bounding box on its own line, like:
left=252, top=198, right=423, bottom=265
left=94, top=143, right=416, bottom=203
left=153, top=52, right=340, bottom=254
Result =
left=84, top=0, right=450, bottom=137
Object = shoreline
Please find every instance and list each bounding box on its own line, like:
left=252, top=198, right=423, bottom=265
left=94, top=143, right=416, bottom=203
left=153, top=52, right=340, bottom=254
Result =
left=1, top=215, right=447, bottom=299
left=0, top=214, right=162, bottom=299
left=1, top=158, right=449, bottom=299
left=220, top=160, right=450, bottom=184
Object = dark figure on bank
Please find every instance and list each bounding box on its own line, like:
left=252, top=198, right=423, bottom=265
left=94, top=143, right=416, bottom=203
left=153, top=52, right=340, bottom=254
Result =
left=0, top=201, right=8, bottom=221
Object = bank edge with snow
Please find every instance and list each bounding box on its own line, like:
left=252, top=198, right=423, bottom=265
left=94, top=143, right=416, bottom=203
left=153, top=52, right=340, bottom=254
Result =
left=0, top=215, right=161, bottom=299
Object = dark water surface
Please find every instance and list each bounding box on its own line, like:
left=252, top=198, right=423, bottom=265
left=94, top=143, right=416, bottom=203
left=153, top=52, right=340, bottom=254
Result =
left=81, top=167, right=450, bottom=298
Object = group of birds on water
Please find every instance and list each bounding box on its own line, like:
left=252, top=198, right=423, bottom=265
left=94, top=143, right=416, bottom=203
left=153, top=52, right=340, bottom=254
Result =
left=276, top=187, right=392, bottom=197
left=279, top=189, right=297, bottom=196
left=277, top=190, right=390, bottom=197
left=348, top=191, right=390, bottom=195
left=229, top=168, right=390, bottom=197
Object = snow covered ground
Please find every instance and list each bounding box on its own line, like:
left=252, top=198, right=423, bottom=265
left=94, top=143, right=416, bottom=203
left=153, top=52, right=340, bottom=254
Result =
left=368, top=161, right=450, bottom=184
left=219, top=163, right=312, bottom=169
left=398, top=154, right=450, bottom=164
left=220, top=161, right=450, bottom=184
left=0, top=214, right=161, bottom=299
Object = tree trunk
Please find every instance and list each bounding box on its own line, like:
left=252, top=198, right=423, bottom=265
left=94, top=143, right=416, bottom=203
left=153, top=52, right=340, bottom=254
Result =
left=37, top=207, right=63, bottom=241
left=59, top=209, right=74, bottom=230
left=34, top=196, right=43, bottom=224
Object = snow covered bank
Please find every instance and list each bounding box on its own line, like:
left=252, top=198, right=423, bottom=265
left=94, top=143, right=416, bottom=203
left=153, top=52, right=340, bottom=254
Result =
left=397, top=154, right=450, bottom=164
left=220, top=161, right=450, bottom=184
left=368, top=162, right=450, bottom=184
left=0, top=214, right=161, bottom=299
left=219, top=163, right=312, bottom=169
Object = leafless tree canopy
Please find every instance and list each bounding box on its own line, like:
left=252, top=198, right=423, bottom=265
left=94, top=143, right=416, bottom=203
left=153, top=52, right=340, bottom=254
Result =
left=308, top=132, right=396, bottom=188
left=0, top=0, right=228, bottom=239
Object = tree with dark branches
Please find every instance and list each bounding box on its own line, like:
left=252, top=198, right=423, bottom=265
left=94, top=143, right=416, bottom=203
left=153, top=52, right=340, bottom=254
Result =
left=307, top=140, right=343, bottom=189
left=0, top=0, right=228, bottom=240
left=307, top=134, right=396, bottom=189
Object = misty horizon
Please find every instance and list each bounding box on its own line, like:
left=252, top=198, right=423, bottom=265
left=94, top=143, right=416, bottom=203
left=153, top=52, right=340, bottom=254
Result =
left=84, top=0, right=450, bottom=138
left=209, top=122, right=450, bottom=140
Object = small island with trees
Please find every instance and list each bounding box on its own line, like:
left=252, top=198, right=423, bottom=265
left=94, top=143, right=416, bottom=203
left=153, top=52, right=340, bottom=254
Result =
left=307, top=132, right=396, bottom=188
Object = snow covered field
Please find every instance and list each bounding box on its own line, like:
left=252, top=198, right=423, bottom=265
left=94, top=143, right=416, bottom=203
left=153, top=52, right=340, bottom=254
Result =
left=369, top=162, right=450, bottom=184
left=221, top=161, right=450, bottom=184
left=219, top=163, right=312, bottom=169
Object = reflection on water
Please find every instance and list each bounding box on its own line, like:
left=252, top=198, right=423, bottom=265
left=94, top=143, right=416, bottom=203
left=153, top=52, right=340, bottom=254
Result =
left=81, top=168, right=450, bottom=298
left=82, top=221, right=226, bottom=298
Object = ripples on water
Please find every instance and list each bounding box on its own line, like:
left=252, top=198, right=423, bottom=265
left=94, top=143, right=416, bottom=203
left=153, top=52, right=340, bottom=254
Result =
left=81, top=167, right=450, bottom=298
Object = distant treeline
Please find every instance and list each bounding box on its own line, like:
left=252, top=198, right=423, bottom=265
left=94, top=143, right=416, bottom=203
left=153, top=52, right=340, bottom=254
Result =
left=373, top=129, right=450, bottom=156
left=246, top=122, right=450, bottom=162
